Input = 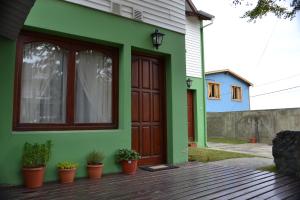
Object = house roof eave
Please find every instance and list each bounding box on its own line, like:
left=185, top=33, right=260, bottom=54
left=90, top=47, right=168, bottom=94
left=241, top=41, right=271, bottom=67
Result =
left=0, top=0, right=36, bottom=40
left=205, top=69, right=254, bottom=86
left=185, top=0, right=214, bottom=20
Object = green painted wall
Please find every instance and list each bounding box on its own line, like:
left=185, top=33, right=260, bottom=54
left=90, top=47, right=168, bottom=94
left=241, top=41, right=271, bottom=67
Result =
left=187, top=77, right=206, bottom=147
left=200, top=21, right=208, bottom=147
left=0, top=0, right=187, bottom=185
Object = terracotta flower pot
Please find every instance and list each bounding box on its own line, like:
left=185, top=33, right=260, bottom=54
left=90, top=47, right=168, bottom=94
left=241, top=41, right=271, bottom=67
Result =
left=121, top=160, right=138, bottom=175
left=22, top=167, right=45, bottom=188
left=188, top=142, right=197, bottom=148
left=249, top=137, right=257, bottom=143
left=87, top=164, right=104, bottom=179
left=58, top=168, right=76, bottom=184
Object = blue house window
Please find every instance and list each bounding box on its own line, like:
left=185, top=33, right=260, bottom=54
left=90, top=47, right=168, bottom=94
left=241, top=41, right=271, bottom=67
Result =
left=232, top=86, right=242, bottom=101
left=208, top=82, right=220, bottom=99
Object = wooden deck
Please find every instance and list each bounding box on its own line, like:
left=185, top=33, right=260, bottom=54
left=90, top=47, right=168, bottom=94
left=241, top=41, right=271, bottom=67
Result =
left=1, top=162, right=300, bottom=200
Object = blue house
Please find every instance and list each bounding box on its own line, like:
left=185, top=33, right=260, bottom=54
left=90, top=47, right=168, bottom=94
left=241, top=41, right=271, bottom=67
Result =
left=205, top=69, right=253, bottom=112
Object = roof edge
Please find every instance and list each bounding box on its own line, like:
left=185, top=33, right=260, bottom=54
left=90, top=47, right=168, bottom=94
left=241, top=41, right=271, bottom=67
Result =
left=205, top=69, right=253, bottom=86
left=185, top=0, right=214, bottom=20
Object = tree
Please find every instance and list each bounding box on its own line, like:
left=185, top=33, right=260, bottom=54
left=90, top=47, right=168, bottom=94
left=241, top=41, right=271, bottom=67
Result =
left=233, top=0, right=300, bottom=21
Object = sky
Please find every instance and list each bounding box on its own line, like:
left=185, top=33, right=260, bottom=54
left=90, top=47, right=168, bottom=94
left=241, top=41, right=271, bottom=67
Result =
left=193, top=0, right=300, bottom=110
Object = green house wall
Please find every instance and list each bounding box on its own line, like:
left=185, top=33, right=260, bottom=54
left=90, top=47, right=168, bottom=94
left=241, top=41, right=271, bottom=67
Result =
left=0, top=0, right=189, bottom=185
left=187, top=77, right=207, bottom=148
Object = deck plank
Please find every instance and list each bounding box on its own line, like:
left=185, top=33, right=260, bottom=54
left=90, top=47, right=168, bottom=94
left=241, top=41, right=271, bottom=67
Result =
left=173, top=174, right=282, bottom=200
left=81, top=164, right=251, bottom=198
left=0, top=162, right=299, bottom=200
left=252, top=180, right=300, bottom=199
left=229, top=176, right=295, bottom=200
left=267, top=186, right=300, bottom=200
left=285, top=191, right=300, bottom=200
left=109, top=169, right=267, bottom=200
left=146, top=172, right=271, bottom=200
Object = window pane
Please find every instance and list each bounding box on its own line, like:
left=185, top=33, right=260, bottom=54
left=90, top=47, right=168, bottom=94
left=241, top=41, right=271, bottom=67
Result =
left=20, top=42, right=68, bottom=123
left=208, top=83, right=212, bottom=97
left=232, top=86, right=235, bottom=99
left=232, top=86, right=241, bottom=100
left=75, top=50, right=112, bottom=123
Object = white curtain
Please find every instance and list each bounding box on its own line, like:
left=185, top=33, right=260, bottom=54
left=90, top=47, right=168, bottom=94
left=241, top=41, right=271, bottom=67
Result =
left=75, top=50, right=112, bottom=123
left=20, top=42, right=68, bottom=123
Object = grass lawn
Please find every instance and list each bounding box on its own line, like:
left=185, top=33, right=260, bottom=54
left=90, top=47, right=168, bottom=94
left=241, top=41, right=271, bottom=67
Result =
left=208, top=137, right=248, bottom=144
left=188, top=147, right=255, bottom=162
left=258, top=165, right=277, bottom=173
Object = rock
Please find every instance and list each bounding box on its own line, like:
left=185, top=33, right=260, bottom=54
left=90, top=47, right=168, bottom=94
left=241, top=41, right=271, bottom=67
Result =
left=273, top=130, right=300, bottom=177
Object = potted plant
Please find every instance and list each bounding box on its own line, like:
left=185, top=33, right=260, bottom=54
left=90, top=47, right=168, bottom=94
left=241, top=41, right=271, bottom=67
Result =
left=86, top=151, right=105, bottom=179
left=116, top=149, right=140, bottom=175
left=249, top=136, right=257, bottom=143
left=57, top=161, right=78, bottom=184
left=22, top=140, right=52, bottom=188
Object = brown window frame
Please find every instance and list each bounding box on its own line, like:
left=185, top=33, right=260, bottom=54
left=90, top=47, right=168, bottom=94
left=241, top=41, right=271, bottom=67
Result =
left=13, top=31, right=119, bottom=131
left=208, top=82, right=221, bottom=100
left=231, top=85, right=242, bottom=101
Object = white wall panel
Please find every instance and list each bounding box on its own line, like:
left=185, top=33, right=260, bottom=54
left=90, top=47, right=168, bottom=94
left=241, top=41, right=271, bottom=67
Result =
left=65, top=0, right=185, bottom=34
left=185, top=16, right=202, bottom=78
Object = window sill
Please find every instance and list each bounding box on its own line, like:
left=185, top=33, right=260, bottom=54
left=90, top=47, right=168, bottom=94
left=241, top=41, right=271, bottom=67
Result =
left=232, top=99, right=242, bottom=102
left=12, top=128, right=122, bottom=135
left=13, top=123, right=118, bottom=132
left=208, top=97, right=221, bottom=100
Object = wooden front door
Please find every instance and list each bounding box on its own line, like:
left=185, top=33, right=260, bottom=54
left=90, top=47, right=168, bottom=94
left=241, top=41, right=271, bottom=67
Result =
left=187, top=90, right=195, bottom=142
left=131, top=54, right=166, bottom=165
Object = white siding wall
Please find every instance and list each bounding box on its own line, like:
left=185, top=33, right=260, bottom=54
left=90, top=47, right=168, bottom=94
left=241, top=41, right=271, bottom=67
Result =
left=185, top=16, right=202, bottom=78
left=64, top=0, right=185, bottom=34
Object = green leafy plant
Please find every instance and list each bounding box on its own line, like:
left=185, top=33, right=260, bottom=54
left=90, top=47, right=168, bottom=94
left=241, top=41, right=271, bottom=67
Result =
left=87, top=151, right=105, bottom=165
left=22, top=140, right=52, bottom=168
left=116, top=149, right=140, bottom=162
left=57, top=161, right=78, bottom=170
left=233, top=0, right=300, bottom=22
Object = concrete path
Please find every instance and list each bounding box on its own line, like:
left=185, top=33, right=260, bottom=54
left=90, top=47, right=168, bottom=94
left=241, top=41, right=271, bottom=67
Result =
left=207, top=142, right=273, bottom=158
left=207, top=142, right=274, bottom=170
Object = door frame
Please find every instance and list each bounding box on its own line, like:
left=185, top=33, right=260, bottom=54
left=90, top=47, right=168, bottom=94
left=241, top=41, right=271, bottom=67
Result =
left=131, top=51, right=167, bottom=165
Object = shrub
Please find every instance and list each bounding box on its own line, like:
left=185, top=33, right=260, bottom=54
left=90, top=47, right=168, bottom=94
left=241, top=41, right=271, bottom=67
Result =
left=57, top=161, right=78, bottom=170
left=87, top=151, right=105, bottom=165
left=22, top=140, right=52, bottom=168
left=116, top=149, right=140, bottom=162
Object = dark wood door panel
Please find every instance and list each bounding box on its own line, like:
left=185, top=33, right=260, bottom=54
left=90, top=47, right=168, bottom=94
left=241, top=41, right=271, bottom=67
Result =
left=187, top=107, right=194, bottom=122
left=131, top=92, right=140, bottom=122
left=152, top=126, right=162, bottom=155
left=152, top=93, right=161, bottom=122
left=142, top=92, right=151, bottom=122
left=131, top=54, right=166, bottom=165
left=141, top=126, right=151, bottom=156
left=187, top=90, right=195, bottom=142
left=132, top=58, right=139, bottom=88
left=142, top=59, right=151, bottom=89
left=152, top=62, right=160, bottom=90
left=132, top=126, right=140, bottom=153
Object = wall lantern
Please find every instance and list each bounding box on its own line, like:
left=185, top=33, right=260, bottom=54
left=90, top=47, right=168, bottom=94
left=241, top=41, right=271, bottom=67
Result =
left=151, top=29, right=165, bottom=49
left=186, top=78, right=193, bottom=88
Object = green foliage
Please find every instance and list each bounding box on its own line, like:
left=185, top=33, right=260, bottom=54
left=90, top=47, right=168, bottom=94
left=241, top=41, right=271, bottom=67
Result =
left=208, top=137, right=248, bottom=144
left=259, top=164, right=277, bottom=172
left=188, top=147, right=255, bottom=163
left=233, top=0, right=300, bottom=22
left=22, top=140, right=52, bottom=168
left=116, top=149, right=140, bottom=162
left=87, top=151, right=105, bottom=165
left=57, top=161, right=78, bottom=169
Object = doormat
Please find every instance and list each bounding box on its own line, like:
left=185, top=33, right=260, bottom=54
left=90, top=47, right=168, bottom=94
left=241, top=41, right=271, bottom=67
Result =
left=139, top=164, right=179, bottom=172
